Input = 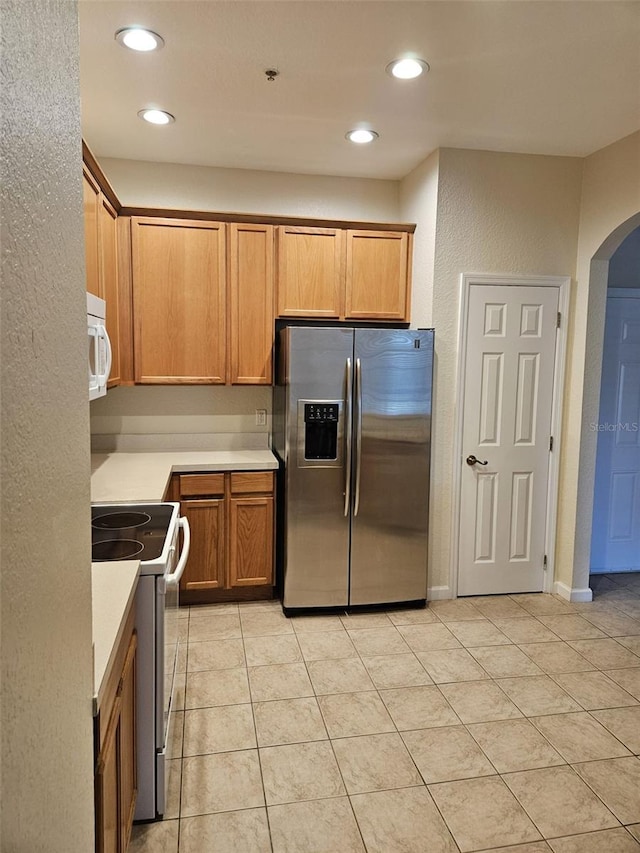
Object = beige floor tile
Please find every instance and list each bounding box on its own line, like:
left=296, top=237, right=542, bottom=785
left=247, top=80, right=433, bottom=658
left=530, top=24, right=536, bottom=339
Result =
left=568, top=638, right=640, bottom=669
left=340, top=611, right=393, bottom=629
left=467, top=719, right=564, bottom=773
left=615, top=600, right=640, bottom=621
left=180, top=750, right=264, bottom=816
left=260, top=740, right=345, bottom=805
left=332, top=732, right=423, bottom=793
left=176, top=643, right=187, bottom=673
left=574, top=757, right=640, bottom=824
left=617, top=636, right=640, bottom=655
left=248, top=662, right=314, bottom=702
left=178, top=620, right=189, bottom=642
left=253, top=697, right=328, bottom=746
left=178, top=605, right=191, bottom=619
left=447, top=619, right=511, bottom=647
left=402, top=725, right=495, bottom=783
left=306, top=657, right=375, bottom=694
left=187, top=638, right=245, bottom=672
left=606, top=668, right=640, bottom=700
left=492, top=617, right=560, bottom=644
left=183, top=704, right=256, bottom=755
left=538, top=614, right=606, bottom=640
left=179, top=809, right=272, bottom=853
left=243, top=634, right=302, bottom=667
left=187, top=613, right=242, bottom=641
left=318, top=690, right=395, bottom=738
left=469, top=645, right=544, bottom=677
left=429, top=776, right=541, bottom=852
left=628, top=824, right=640, bottom=842
left=478, top=845, right=552, bottom=853
left=167, top=711, right=183, bottom=759
left=417, top=648, right=489, bottom=683
left=296, top=630, right=358, bottom=661
left=290, top=614, right=346, bottom=633
left=471, top=596, right=530, bottom=619
left=496, top=676, right=583, bottom=716
left=164, top=758, right=181, bottom=819
left=397, top=623, right=462, bottom=652
left=581, top=610, right=640, bottom=637
left=503, top=765, right=619, bottom=837
left=361, top=653, right=432, bottom=688
left=592, top=706, right=640, bottom=753
left=386, top=606, right=439, bottom=625
left=173, top=670, right=185, bottom=711
left=351, top=786, right=458, bottom=853
left=379, top=685, right=460, bottom=730
left=429, top=599, right=485, bottom=622
left=548, top=828, right=640, bottom=852
left=240, top=608, right=295, bottom=637
left=439, top=680, right=522, bottom=723
left=553, top=671, right=639, bottom=710
left=268, top=797, right=365, bottom=853
left=347, top=626, right=410, bottom=656
left=185, top=667, right=250, bottom=709
left=531, top=712, right=631, bottom=762
left=509, top=594, right=574, bottom=617
left=516, top=642, right=594, bottom=673
left=128, top=819, right=179, bottom=853
left=191, top=602, right=239, bottom=616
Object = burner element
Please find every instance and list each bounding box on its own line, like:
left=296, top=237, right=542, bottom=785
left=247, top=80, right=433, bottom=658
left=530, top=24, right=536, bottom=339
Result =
left=92, top=539, right=145, bottom=561
left=92, top=511, right=152, bottom=530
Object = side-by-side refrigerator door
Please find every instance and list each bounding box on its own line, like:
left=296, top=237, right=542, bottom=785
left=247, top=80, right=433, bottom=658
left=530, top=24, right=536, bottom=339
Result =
left=350, top=328, right=434, bottom=605
left=283, top=326, right=354, bottom=608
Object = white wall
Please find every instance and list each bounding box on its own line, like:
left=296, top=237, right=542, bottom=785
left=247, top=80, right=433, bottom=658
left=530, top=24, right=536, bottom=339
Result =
left=1, top=1, right=95, bottom=849
left=402, top=148, right=584, bottom=595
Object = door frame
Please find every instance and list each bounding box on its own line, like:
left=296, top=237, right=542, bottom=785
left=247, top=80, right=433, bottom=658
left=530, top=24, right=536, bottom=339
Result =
left=450, top=273, right=570, bottom=598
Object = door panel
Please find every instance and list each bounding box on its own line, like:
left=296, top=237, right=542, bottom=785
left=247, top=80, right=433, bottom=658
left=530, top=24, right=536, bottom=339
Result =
left=180, top=500, right=225, bottom=590
left=349, top=329, right=433, bottom=605
left=458, top=284, right=558, bottom=595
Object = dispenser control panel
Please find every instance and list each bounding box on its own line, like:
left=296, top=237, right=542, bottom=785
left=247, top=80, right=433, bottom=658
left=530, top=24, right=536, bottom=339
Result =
left=304, top=403, right=339, bottom=424
left=297, top=400, right=342, bottom=467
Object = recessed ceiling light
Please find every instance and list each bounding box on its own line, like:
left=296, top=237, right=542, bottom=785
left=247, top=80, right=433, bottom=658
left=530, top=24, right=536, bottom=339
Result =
left=138, top=109, right=175, bottom=125
left=115, top=27, right=164, bottom=52
left=346, top=129, right=379, bottom=145
left=386, top=58, right=429, bottom=79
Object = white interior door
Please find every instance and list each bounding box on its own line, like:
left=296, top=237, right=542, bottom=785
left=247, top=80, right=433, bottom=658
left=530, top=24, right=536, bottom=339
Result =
left=591, top=290, right=640, bottom=572
left=458, top=284, right=559, bottom=595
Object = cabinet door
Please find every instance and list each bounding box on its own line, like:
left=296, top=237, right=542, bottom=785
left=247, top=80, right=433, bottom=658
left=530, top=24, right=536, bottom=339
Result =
left=229, top=496, right=274, bottom=587
left=118, top=632, right=137, bottom=853
left=277, top=226, right=343, bottom=318
left=96, top=698, right=120, bottom=853
left=132, top=218, right=226, bottom=383
left=229, top=223, right=274, bottom=385
left=345, top=230, right=409, bottom=320
left=99, top=196, right=121, bottom=387
left=83, top=168, right=101, bottom=298
left=180, top=499, right=225, bottom=590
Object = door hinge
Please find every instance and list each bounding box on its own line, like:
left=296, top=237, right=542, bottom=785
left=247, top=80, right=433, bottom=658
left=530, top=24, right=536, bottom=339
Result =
left=543, top=554, right=548, bottom=570
left=557, top=312, right=561, bottom=328
left=549, top=436, right=554, bottom=452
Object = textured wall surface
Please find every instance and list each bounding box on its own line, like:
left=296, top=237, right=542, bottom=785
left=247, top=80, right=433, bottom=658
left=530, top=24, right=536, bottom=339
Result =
left=99, top=156, right=401, bottom=222
left=1, top=2, right=95, bottom=850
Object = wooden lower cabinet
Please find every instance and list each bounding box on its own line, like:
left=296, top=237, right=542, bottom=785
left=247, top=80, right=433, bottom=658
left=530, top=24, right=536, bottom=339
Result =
left=175, top=470, right=275, bottom=604
left=95, top=613, right=137, bottom=853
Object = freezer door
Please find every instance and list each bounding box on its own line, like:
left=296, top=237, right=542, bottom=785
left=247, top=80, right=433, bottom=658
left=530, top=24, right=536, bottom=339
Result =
left=282, top=326, right=353, bottom=608
left=350, top=329, right=433, bottom=605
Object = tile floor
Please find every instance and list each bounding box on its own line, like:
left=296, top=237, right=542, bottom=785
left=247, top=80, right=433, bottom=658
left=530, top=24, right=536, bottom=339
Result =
left=129, top=573, right=640, bottom=853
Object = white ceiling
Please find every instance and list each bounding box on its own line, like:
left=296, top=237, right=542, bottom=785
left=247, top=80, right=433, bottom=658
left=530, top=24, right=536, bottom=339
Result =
left=79, top=1, right=640, bottom=180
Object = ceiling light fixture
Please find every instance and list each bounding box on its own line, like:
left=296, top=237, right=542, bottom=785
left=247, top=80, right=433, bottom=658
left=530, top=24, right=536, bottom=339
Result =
left=138, top=109, right=175, bottom=125
left=386, top=58, right=429, bottom=79
left=346, top=129, right=379, bottom=145
left=115, top=27, right=164, bottom=52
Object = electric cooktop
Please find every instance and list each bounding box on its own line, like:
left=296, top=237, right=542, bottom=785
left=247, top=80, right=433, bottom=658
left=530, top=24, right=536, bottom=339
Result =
left=91, top=503, right=175, bottom=562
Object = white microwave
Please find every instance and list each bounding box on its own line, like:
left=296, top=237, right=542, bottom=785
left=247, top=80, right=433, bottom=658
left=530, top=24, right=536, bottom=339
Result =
left=87, top=293, right=112, bottom=401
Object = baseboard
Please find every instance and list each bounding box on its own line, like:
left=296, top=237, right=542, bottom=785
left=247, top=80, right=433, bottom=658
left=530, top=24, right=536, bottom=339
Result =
left=427, top=585, right=453, bottom=601
left=554, top=581, right=593, bottom=603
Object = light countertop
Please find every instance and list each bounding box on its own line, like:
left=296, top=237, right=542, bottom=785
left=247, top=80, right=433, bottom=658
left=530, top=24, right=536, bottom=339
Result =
left=91, top=449, right=278, bottom=503
left=92, top=560, right=139, bottom=714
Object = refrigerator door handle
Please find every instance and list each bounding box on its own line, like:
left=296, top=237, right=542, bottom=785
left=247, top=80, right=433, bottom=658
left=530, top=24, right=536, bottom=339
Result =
left=354, top=357, right=363, bottom=516
left=344, top=357, right=353, bottom=517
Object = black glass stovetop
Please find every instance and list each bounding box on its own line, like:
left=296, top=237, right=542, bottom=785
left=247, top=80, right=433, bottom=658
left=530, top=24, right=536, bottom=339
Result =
left=91, top=503, right=175, bottom=562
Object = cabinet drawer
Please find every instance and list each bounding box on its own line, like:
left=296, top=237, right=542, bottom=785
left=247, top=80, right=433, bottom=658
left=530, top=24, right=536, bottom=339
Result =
left=179, top=473, right=225, bottom=497
left=230, top=471, right=274, bottom=495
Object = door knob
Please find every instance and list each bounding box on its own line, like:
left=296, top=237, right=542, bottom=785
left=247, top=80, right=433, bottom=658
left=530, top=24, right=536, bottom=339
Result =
left=466, top=455, right=488, bottom=467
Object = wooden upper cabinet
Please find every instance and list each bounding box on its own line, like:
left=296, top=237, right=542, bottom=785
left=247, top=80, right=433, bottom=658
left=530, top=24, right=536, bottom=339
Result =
left=83, top=168, right=101, bottom=298
left=99, top=196, right=121, bottom=387
left=229, top=223, right=274, bottom=385
left=277, top=226, right=343, bottom=318
left=131, top=218, right=226, bottom=384
left=345, top=230, right=410, bottom=320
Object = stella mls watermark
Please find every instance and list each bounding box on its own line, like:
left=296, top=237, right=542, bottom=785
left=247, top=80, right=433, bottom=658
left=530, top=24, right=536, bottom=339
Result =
left=590, top=421, right=639, bottom=432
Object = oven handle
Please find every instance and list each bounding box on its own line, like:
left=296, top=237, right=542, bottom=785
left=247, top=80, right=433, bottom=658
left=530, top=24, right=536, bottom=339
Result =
left=166, top=517, right=191, bottom=585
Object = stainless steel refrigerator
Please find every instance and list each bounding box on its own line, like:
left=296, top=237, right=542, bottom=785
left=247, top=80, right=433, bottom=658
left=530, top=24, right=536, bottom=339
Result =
left=273, top=325, right=434, bottom=609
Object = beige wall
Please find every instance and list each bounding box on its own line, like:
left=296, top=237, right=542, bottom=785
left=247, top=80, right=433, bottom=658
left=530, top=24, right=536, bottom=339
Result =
left=1, top=1, right=95, bottom=850
left=558, top=131, right=640, bottom=593
left=402, top=148, right=584, bottom=595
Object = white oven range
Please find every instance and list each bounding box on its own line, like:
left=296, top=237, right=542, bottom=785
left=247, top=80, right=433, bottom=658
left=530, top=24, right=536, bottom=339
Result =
left=91, top=502, right=191, bottom=821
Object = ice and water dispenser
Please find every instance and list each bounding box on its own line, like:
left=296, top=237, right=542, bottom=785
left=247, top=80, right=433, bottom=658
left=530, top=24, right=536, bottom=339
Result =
left=297, top=400, right=342, bottom=467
